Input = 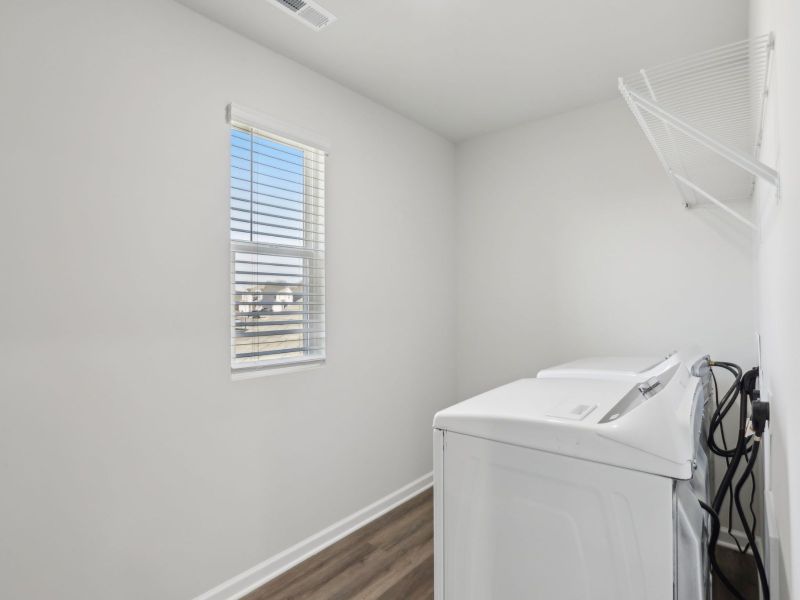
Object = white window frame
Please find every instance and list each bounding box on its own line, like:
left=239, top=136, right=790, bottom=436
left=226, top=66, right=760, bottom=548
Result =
left=227, top=104, right=330, bottom=376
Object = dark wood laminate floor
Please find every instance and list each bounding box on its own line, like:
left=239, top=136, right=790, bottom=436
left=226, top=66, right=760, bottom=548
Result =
left=713, top=546, right=759, bottom=600
left=244, top=489, right=433, bottom=600
left=245, top=488, right=757, bottom=600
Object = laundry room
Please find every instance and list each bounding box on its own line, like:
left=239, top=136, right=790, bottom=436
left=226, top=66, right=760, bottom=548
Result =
left=1, top=0, right=798, bottom=599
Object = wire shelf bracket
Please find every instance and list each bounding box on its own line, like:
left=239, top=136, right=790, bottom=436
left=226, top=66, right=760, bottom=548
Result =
left=619, top=34, right=778, bottom=230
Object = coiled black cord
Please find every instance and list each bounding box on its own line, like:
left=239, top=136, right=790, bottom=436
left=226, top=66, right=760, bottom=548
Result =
left=707, top=362, right=744, bottom=457
left=704, top=363, right=769, bottom=600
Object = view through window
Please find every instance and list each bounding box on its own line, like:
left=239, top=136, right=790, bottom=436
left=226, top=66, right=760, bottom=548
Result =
left=229, top=123, right=326, bottom=370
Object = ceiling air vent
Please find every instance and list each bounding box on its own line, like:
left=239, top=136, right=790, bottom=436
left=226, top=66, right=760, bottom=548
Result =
left=269, top=0, right=337, bottom=31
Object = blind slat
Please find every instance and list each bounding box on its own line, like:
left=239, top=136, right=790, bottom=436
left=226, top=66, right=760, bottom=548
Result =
left=231, top=162, right=320, bottom=190
left=233, top=257, right=324, bottom=266
left=231, top=135, right=327, bottom=169
left=230, top=227, right=308, bottom=243
left=234, top=313, right=325, bottom=319
left=230, top=184, right=325, bottom=208
left=230, top=175, right=326, bottom=203
left=235, top=328, right=325, bottom=338
left=233, top=271, right=323, bottom=278
left=234, top=319, right=324, bottom=327
left=231, top=207, right=307, bottom=225
left=231, top=197, right=325, bottom=219
left=234, top=347, right=323, bottom=359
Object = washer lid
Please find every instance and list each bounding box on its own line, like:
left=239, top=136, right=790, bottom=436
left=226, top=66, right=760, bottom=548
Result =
left=434, top=371, right=700, bottom=479
left=537, top=356, right=665, bottom=380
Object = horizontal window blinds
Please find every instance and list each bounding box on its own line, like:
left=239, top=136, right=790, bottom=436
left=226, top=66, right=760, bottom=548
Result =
left=230, top=121, right=326, bottom=370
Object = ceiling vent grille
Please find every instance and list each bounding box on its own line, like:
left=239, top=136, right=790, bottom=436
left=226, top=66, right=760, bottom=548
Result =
left=269, top=0, right=337, bottom=31
left=277, top=0, right=306, bottom=10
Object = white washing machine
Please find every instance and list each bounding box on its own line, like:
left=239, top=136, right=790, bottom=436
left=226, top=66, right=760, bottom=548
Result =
left=538, top=349, right=716, bottom=528
left=433, top=351, right=711, bottom=600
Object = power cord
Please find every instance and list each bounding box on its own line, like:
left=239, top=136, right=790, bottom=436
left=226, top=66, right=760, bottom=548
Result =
left=735, top=391, right=770, bottom=597
left=709, top=369, right=757, bottom=553
left=703, top=362, right=770, bottom=600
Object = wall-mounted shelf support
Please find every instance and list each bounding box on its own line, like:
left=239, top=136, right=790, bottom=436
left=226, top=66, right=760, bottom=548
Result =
left=619, top=34, right=778, bottom=231
left=672, top=174, right=756, bottom=229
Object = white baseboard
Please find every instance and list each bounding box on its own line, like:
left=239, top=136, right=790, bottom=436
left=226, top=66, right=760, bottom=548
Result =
left=764, top=489, right=781, bottom=600
left=193, top=472, right=433, bottom=600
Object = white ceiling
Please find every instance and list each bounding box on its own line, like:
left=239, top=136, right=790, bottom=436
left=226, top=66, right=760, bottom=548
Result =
left=176, top=0, right=748, bottom=141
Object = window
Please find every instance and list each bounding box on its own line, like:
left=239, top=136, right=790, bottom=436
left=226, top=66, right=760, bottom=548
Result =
left=228, top=105, right=326, bottom=372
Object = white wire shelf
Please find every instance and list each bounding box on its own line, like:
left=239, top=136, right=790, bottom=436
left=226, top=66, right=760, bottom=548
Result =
left=619, top=34, right=777, bottom=230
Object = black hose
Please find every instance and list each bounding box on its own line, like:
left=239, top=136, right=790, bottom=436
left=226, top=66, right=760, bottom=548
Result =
left=711, top=375, right=748, bottom=514
left=704, top=363, right=770, bottom=599
left=710, top=370, right=750, bottom=552
left=699, top=500, right=747, bottom=600
left=734, top=444, right=770, bottom=599
left=707, top=362, right=744, bottom=458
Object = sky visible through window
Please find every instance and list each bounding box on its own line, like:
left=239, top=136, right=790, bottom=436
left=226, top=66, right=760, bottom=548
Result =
left=230, top=128, right=307, bottom=247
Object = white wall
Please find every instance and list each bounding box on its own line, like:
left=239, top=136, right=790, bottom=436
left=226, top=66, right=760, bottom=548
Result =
left=0, top=1, right=456, bottom=598
left=456, top=99, right=756, bottom=400
left=750, top=0, right=800, bottom=597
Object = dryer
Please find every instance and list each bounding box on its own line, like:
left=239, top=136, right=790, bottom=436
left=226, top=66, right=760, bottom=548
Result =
left=433, top=352, right=711, bottom=600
